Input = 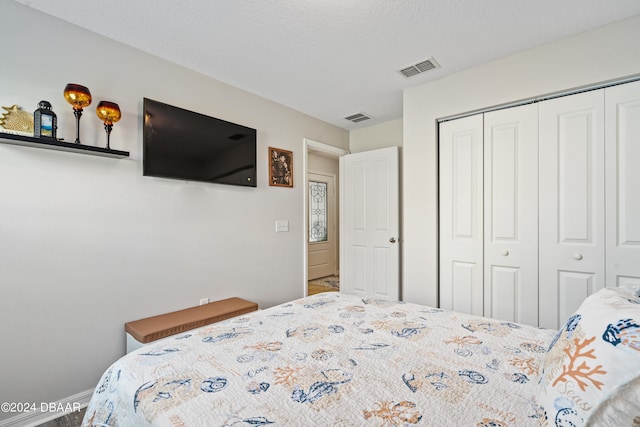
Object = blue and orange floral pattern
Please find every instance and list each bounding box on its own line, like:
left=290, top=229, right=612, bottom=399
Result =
left=83, top=293, right=556, bottom=426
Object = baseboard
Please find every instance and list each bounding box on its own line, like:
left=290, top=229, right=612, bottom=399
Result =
left=0, top=389, right=93, bottom=427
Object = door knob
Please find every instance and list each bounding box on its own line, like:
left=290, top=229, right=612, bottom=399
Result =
left=389, top=237, right=396, bottom=243
left=501, top=250, right=509, bottom=256
left=574, top=253, right=583, bottom=261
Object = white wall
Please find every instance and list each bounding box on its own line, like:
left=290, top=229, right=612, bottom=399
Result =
left=308, top=153, right=340, bottom=176
left=0, top=1, right=348, bottom=418
left=349, top=118, right=402, bottom=153
left=403, top=14, right=640, bottom=306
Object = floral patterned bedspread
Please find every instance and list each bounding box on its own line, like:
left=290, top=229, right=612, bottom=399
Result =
left=82, top=292, right=556, bottom=426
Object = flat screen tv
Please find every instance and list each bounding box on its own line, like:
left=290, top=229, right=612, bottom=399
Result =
left=143, top=98, right=257, bottom=187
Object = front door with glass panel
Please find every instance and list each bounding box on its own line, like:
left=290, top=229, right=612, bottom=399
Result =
left=308, top=173, right=336, bottom=280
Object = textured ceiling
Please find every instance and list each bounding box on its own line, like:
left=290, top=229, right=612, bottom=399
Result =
left=13, top=0, right=640, bottom=130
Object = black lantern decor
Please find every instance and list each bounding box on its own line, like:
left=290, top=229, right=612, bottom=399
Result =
left=33, top=100, right=57, bottom=139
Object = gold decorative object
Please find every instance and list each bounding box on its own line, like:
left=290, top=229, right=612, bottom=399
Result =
left=95, top=101, right=121, bottom=150
left=63, top=83, right=92, bottom=144
left=0, top=105, right=34, bottom=134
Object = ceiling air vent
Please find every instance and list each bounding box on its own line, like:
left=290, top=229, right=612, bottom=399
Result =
left=398, top=57, right=440, bottom=78
left=344, top=112, right=373, bottom=123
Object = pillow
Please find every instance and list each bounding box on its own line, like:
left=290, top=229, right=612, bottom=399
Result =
left=585, top=375, right=640, bottom=426
left=536, top=286, right=640, bottom=426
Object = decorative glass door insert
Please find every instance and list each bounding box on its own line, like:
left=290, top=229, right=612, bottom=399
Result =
left=309, top=181, right=328, bottom=242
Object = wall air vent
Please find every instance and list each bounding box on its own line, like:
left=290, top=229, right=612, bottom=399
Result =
left=344, top=112, right=373, bottom=123
left=398, top=57, right=440, bottom=78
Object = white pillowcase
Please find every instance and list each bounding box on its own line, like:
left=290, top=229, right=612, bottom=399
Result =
left=536, top=286, right=640, bottom=426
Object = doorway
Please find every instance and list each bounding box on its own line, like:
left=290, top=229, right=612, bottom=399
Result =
left=308, top=172, right=336, bottom=278
left=308, top=172, right=338, bottom=295
left=303, top=139, right=349, bottom=296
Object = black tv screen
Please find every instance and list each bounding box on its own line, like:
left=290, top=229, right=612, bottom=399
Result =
left=143, top=98, right=257, bottom=187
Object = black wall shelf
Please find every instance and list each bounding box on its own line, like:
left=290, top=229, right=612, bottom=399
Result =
left=0, top=132, right=129, bottom=159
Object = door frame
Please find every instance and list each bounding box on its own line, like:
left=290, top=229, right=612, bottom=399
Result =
left=303, top=138, right=350, bottom=296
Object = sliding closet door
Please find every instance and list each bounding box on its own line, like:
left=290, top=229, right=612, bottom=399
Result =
left=605, top=80, right=640, bottom=287
left=439, top=114, right=484, bottom=315
left=483, top=104, right=539, bottom=325
left=539, top=90, right=605, bottom=330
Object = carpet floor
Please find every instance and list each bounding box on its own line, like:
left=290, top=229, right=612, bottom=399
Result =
left=37, top=407, right=86, bottom=427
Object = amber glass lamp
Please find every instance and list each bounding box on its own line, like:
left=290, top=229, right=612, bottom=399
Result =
left=63, top=83, right=92, bottom=144
left=96, top=101, right=121, bottom=150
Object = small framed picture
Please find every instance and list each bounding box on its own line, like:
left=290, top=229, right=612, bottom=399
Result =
left=269, top=147, right=293, bottom=187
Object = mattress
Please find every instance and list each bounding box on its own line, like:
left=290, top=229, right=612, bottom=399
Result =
left=82, top=292, right=556, bottom=426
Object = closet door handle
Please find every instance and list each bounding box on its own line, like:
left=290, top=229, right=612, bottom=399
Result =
left=501, top=250, right=509, bottom=256
left=574, top=253, right=583, bottom=261
left=389, top=237, right=396, bottom=243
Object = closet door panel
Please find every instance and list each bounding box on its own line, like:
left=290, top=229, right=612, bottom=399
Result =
left=605, top=80, right=640, bottom=287
left=439, top=114, right=484, bottom=315
left=451, top=261, right=478, bottom=314
left=539, top=90, right=605, bottom=329
left=490, top=266, right=520, bottom=321
left=483, top=104, right=538, bottom=325
left=558, top=271, right=592, bottom=323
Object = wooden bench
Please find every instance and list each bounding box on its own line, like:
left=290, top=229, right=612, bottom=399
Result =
left=124, top=297, right=258, bottom=353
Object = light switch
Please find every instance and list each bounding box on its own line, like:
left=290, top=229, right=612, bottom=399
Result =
left=275, top=220, right=289, bottom=232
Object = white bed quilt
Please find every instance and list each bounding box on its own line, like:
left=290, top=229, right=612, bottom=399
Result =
left=83, top=293, right=556, bottom=426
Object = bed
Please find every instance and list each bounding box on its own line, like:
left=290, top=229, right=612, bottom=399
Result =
left=82, top=287, right=640, bottom=426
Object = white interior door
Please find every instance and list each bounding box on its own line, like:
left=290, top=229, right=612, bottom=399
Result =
left=605, top=80, right=640, bottom=288
left=439, top=114, right=484, bottom=315
left=308, top=173, right=336, bottom=280
left=340, top=147, right=399, bottom=299
left=483, top=104, right=539, bottom=325
left=539, top=90, right=606, bottom=329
